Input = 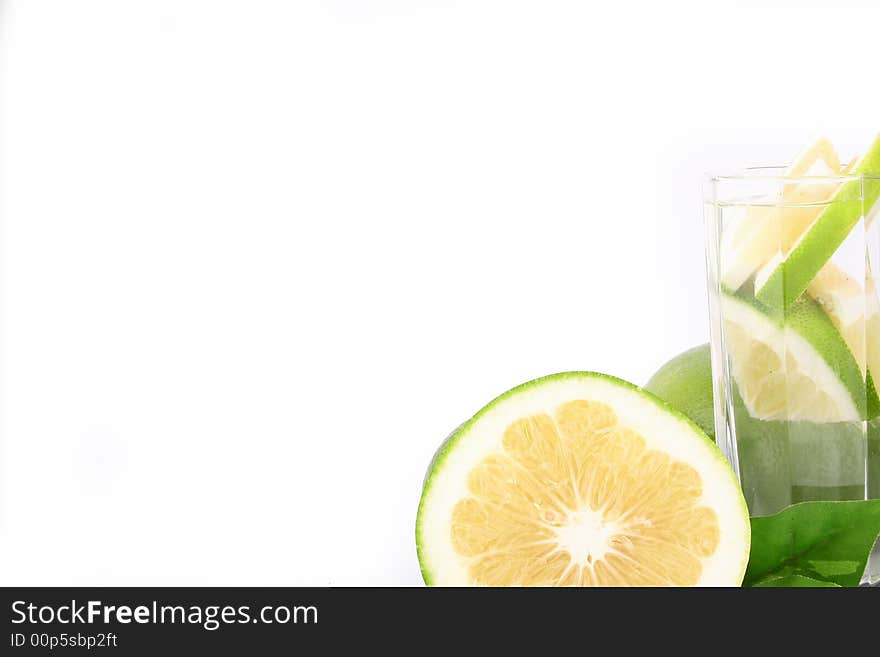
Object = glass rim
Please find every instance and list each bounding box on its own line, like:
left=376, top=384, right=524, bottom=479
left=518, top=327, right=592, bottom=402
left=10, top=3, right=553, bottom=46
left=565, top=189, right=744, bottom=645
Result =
left=707, top=166, right=880, bottom=184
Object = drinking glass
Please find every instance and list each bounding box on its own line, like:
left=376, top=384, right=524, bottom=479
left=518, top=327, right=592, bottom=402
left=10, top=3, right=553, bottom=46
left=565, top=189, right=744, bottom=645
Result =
left=705, top=169, right=880, bottom=583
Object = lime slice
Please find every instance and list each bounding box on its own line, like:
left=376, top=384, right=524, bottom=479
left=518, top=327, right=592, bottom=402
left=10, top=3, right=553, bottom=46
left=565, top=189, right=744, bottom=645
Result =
left=722, top=292, right=870, bottom=422
left=416, top=373, right=750, bottom=586
left=720, top=137, right=842, bottom=292
left=754, top=134, right=880, bottom=310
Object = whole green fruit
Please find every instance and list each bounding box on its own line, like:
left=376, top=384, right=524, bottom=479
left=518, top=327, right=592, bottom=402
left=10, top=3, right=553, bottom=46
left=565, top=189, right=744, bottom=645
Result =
left=644, top=344, right=715, bottom=439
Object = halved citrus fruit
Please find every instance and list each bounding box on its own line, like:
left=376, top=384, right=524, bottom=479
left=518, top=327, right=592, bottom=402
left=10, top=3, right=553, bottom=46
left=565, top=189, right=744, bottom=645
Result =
left=416, top=373, right=750, bottom=586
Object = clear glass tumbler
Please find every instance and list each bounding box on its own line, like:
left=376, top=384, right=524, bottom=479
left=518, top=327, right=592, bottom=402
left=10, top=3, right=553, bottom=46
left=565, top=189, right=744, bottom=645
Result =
left=705, top=168, right=880, bottom=582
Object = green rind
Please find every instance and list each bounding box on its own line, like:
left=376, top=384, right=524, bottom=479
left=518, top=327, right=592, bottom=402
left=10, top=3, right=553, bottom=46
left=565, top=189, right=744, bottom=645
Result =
left=755, top=194, right=864, bottom=310
left=415, top=371, right=750, bottom=586
left=786, top=296, right=872, bottom=419
left=725, top=290, right=875, bottom=419
left=644, top=344, right=715, bottom=439
left=755, top=134, right=880, bottom=311
left=868, top=371, right=880, bottom=420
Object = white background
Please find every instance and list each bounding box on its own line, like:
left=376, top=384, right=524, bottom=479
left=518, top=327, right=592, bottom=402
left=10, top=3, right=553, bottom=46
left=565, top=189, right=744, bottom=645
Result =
left=1, top=0, right=878, bottom=585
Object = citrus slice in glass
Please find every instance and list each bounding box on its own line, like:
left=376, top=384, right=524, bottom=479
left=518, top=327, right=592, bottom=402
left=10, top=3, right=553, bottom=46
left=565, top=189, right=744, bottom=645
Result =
left=721, top=292, right=872, bottom=422
left=720, top=137, right=842, bottom=293
left=755, top=134, right=880, bottom=310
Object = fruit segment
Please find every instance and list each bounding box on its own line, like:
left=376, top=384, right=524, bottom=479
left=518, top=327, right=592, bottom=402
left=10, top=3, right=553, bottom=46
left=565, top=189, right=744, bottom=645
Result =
left=451, top=403, right=718, bottom=586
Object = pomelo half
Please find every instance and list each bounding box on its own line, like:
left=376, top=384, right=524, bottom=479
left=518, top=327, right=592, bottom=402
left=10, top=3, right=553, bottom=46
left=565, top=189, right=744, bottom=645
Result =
left=416, top=373, right=750, bottom=586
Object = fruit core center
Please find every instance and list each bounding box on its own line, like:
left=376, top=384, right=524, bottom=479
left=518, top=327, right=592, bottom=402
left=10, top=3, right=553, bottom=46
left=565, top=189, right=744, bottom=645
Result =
left=449, top=402, right=722, bottom=585
left=554, top=507, right=618, bottom=566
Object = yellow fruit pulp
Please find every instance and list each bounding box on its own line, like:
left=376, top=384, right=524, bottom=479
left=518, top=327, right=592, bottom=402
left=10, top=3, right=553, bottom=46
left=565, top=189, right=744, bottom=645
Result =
left=449, top=400, right=720, bottom=586
left=808, top=263, right=873, bottom=376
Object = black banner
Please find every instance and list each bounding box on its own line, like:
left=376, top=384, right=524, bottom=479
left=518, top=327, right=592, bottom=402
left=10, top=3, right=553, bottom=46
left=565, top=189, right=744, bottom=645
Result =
left=0, top=587, right=873, bottom=653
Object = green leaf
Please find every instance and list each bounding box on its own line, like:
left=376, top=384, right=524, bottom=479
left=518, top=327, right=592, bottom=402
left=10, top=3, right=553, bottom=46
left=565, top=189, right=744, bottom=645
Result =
left=744, top=500, right=880, bottom=587
left=751, top=574, right=841, bottom=587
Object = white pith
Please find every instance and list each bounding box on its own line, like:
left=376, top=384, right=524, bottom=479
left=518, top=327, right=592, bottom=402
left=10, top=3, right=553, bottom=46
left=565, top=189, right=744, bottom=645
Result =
left=553, top=507, right=619, bottom=567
